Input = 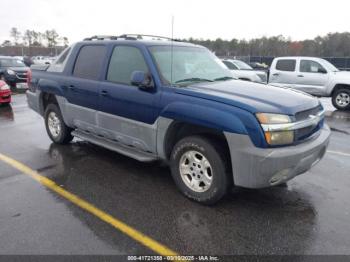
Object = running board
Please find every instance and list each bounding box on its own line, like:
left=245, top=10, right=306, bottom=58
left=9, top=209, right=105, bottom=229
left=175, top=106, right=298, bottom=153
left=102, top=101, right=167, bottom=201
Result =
left=72, top=130, right=158, bottom=162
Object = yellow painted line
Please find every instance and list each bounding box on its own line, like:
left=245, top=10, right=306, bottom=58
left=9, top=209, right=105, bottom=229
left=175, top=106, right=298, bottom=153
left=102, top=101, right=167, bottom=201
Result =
left=0, top=153, right=178, bottom=256
left=327, top=150, right=350, bottom=157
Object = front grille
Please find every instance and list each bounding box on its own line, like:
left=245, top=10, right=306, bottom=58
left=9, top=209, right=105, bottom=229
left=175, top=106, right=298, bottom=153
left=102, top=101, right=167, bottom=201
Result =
left=294, top=104, right=323, bottom=142
left=16, top=72, right=27, bottom=80
left=295, top=104, right=322, bottom=121
left=295, top=125, right=320, bottom=141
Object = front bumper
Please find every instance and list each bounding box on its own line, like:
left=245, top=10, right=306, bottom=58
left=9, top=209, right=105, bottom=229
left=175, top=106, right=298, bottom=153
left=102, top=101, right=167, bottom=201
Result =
left=0, top=90, right=11, bottom=104
left=224, top=125, right=331, bottom=188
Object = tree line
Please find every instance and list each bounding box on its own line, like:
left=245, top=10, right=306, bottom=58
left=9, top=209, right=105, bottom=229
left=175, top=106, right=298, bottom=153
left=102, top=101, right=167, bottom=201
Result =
left=1, top=27, right=69, bottom=48
left=184, top=32, right=350, bottom=57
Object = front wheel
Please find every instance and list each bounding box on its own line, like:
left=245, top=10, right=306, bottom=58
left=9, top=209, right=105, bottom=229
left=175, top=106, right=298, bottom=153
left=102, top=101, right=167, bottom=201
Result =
left=44, top=104, right=73, bottom=144
left=332, top=88, right=350, bottom=110
left=170, top=136, right=231, bottom=205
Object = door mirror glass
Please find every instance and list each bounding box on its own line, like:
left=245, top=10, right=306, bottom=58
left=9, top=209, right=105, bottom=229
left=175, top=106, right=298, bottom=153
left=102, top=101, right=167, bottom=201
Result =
left=131, top=71, right=153, bottom=89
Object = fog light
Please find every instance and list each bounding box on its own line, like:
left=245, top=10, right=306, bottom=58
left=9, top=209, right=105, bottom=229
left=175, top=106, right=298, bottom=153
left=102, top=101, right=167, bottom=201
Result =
left=269, top=168, right=292, bottom=185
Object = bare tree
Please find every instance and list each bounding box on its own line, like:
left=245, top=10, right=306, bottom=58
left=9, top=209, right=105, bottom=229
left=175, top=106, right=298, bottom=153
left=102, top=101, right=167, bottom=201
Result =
left=23, top=30, right=34, bottom=46
left=10, top=27, right=21, bottom=45
left=44, top=29, right=59, bottom=47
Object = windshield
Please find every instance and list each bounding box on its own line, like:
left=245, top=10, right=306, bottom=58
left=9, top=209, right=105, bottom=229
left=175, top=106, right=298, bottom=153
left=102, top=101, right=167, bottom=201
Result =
left=321, top=59, right=339, bottom=72
left=0, top=58, right=26, bottom=67
left=149, top=46, right=233, bottom=86
left=233, top=60, right=253, bottom=70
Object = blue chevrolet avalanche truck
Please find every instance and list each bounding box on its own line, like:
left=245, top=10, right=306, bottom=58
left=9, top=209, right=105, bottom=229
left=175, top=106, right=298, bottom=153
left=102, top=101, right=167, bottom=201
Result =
left=26, top=35, right=331, bottom=204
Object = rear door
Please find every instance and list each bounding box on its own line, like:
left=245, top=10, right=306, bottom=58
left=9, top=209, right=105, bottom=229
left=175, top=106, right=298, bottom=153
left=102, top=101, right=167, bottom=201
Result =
left=97, top=44, right=160, bottom=153
left=269, top=58, right=297, bottom=88
left=61, top=45, right=107, bottom=133
left=295, top=59, right=329, bottom=95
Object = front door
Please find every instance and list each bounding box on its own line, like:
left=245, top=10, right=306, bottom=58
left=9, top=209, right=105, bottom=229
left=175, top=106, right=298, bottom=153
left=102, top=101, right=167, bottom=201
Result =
left=98, top=45, right=160, bottom=153
left=295, top=59, right=329, bottom=95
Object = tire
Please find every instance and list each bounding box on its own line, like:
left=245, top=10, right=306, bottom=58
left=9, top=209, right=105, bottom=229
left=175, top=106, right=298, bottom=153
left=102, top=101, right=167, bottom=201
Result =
left=44, top=103, right=73, bottom=144
left=170, top=136, right=231, bottom=205
left=332, top=88, right=350, bottom=110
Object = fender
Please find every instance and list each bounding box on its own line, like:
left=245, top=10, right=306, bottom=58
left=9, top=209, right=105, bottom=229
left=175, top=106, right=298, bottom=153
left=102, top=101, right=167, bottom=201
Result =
left=38, top=76, right=65, bottom=97
left=159, top=100, right=267, bottom=148
left=327, top=82, right=350, bottom=96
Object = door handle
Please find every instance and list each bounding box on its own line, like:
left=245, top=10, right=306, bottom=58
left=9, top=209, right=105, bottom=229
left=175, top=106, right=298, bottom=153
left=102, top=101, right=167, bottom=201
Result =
left=272, top=73, right=279, bottom=76
left=297, top=75, right=304, bottom=77
left=101, top=90, right=108, bottom=96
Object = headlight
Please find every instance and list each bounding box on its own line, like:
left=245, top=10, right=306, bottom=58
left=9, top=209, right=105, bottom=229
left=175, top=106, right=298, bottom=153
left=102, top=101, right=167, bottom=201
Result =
left=0, top=84, right=10, bottom=91
left=7, top=69, right=15, bottom=75
left=256, top=113, right=294, bottom=145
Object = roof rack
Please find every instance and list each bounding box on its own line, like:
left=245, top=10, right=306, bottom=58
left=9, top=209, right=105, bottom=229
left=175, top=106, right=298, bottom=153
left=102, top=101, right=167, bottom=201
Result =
left=83, top=34, right=180, bottom=42
left=83, top=35, right=119, bottom=41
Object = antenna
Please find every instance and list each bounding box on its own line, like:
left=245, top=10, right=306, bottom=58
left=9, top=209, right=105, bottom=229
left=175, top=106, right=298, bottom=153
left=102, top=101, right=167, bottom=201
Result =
left=170, top=16, right=174, bottom=86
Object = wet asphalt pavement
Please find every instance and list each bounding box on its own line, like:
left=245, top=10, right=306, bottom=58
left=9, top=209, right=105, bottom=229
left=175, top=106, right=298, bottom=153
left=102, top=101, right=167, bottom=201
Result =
left=0, top=94, right=349, bottom=256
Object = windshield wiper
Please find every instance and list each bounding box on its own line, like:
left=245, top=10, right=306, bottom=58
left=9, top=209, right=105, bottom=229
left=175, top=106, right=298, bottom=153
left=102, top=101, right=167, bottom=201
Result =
left=175, top=78, right=214, bottom=84
left=214, top=76, right=235, bottom=81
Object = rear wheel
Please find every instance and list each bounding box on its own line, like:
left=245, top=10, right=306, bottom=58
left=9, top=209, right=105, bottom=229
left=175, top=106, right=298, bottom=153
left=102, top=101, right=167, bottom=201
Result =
left=332, top=88, right=350, bottom=110
left=44, top=104, right=73, bottom=144
left=170, top=136, right=231, bottom=205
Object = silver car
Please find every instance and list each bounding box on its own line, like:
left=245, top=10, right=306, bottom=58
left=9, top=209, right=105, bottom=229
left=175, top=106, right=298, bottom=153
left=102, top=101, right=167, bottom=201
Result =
left=222, top=59, right=267, bottom=83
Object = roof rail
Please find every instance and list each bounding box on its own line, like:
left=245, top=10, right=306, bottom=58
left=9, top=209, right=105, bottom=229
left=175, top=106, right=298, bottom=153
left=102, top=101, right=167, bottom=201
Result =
left=83, top=35, right=119, bottom=41
left=83, top=34, right=181, bottom=42
left=117, top=34, right=180, bottom=41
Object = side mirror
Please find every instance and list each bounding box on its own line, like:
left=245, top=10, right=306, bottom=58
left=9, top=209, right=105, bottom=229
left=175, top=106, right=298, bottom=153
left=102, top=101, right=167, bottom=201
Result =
left=131, top=71, right=153, bottom=89
left=318, top=68, right=327, bottom=74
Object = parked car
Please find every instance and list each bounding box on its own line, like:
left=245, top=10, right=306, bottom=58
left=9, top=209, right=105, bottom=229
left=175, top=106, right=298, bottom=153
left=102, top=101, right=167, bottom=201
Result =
left=26, top=35, right=330, bottom=204
left=0, top=80, right=11, bottom=105
left=0, top=56, right=29, bottom=89
left=268, top=56, right=350, bottom=110
left=32, top=56, right=53, bottom=65
left=222, top=59, right=267, bottom=83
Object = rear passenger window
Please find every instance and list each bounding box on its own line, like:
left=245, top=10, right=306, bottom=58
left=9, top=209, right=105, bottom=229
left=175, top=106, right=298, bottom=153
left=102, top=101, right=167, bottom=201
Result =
left=73, top=45, right=107, bottom=80
left=276, top=59, right=296, bottom=72
left=107, top=46, right=148, bottom=85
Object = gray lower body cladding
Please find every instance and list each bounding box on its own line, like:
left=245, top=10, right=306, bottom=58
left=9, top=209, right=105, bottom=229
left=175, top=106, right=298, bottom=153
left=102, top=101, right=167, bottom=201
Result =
left=224, top=125, right=331, bottom=188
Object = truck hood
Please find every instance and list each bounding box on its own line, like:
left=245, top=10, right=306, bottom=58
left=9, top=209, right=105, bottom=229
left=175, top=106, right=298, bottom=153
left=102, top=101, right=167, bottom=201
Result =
left=175, top=80, right=320, bottom=115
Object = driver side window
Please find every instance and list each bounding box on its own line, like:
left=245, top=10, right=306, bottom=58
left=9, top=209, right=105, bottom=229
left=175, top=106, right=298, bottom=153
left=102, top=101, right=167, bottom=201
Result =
left=300, top=60, right=326, bottom=73
left=107, top=46, right=148, bottom=85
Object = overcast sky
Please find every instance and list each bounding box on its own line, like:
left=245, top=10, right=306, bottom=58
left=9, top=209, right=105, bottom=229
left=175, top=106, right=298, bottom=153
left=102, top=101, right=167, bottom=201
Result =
left=1, top=0, right=350, bottom=44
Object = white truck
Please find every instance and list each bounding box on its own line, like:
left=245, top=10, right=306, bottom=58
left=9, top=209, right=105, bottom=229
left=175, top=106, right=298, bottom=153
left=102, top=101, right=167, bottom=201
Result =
left=268, top=57, right=350, bottom=110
